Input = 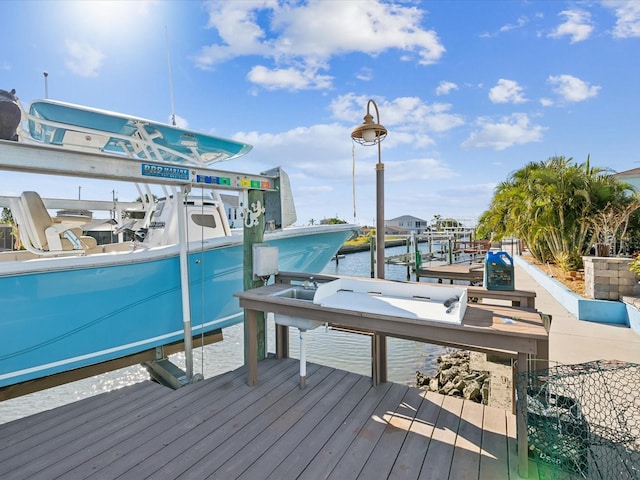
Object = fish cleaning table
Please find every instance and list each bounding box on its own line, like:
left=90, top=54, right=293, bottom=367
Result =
left=235, top=276, right=549, bottom=479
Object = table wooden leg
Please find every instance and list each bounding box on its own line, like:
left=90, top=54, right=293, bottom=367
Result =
left=244, top=309, right=258, bottom=386
left=535, top=338, right=549, bottom=372
left=517, top=352, right=528, bottom=479
left=371, top=334, right=387, bottom=385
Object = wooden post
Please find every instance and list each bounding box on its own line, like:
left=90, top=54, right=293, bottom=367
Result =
left=405, top=237, right=410, bottom=281
left=370, top=236, right=375, bottom=278
left=243, top=189, right=266, bottom=365
left=372, top=333, right=387, bottom=385
left=516, top=352, right=529, bottom=479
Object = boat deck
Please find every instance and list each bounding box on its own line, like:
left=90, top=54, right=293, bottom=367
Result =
left=0, top=357, right=537, bottom=480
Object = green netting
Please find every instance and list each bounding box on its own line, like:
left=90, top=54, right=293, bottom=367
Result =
left=516, top=360, right=640, bottom=480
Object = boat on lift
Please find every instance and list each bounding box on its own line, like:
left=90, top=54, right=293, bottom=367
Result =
left=0, top=93, right=354, bottom=389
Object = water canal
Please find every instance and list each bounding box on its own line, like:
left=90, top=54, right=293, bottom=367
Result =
left=0, top=246, right=454, bottom=424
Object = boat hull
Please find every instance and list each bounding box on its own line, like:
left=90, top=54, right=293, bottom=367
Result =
left=0, top=226, right=352, bottom=387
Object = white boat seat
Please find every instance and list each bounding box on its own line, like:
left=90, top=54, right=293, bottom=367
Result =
left=15, top=191, right=99, bottom=254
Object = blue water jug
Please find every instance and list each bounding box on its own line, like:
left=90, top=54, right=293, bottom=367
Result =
left=484, top=251, right=514, bottom=290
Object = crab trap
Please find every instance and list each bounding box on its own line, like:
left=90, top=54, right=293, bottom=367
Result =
left=516, top=360, right=640, bottom=479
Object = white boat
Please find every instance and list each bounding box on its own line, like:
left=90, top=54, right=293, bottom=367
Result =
left=0, top=91, right=354, bottom=389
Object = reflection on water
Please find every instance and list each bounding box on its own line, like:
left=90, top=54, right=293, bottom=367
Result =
left=1, top=246, right=452, bottom=424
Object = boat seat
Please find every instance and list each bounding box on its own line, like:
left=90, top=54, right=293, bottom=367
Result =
left=13, top=191, right=99, bottom=255
left=0, top=250, right=40, bottom=262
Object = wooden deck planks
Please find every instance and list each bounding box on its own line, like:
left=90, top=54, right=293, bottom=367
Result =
left=323, top=383, right=409, bottom=479
left=0, top=357, right=536, bottom=480
left=236, top=371, right=362, bottom=480
left=121, top=359, right=306, bottom=480
left=177, top=364, right=336, bottom=479
left=264, top=375, right=375, bottom=480
left=356, top=386, right=426, bottom=479
left=295, top=381, right=395, bottom=480
left=29, top=365, right=257, bottom=480
left=55, top=361, right=263, bottom=480
left=213, top=368, right=353, bottom=479
left=448, top=399, right=485, bottom=480
left=387, top=390, right=444, bottom=480
left=479, top=405, right=510, bottom=480
left=418, top=394, right=464, bottom=480
left=1, top=381, right=171, bottom=478
left=0, top=380, right=165, bottom=448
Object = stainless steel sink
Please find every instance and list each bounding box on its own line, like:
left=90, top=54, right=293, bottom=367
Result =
left=272, top=286, right=323, bottom=330
left=271, top=285, right=323, bottom=390
left=273, top=286, right=316, bottom=301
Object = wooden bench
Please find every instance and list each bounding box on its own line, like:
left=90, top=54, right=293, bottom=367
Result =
left=465, top=286, right=536, bottom=309
left=416, top=263, right=485, bottom=284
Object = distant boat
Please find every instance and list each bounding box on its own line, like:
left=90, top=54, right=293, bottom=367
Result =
left=0, top=96, right=354, bottom=388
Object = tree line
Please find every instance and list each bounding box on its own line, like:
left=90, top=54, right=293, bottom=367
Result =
left=476, top=156, right=640, bottom=272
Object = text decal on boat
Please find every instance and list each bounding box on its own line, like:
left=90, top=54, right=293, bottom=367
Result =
left=141, top=163, right=190, bottom=180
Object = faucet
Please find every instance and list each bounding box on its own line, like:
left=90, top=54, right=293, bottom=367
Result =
left=304, top=276, right=318, bottom=290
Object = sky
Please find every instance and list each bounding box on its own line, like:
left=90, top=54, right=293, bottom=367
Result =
left=2, top=0, right=640, bottom=227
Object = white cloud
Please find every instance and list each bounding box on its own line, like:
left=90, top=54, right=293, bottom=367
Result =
left=387, top=157, right=457, bottom=182
left=480, top=15, right=529, bottom=38
left=539, top=97, right=554, bottom=107
left=548, top=9, right=594, bottom=43
left=247, top=65, right=333, bottom=91
left=64, top=39, right=105, bottom=77
left=234, top=123, right=355, bottom=178
left=355, top=67, right=373, bottom=82
left=193, top=1, right=445, bottom=90
left=435, top=81, right=458, bottom=96
left=547, top=74, right=600, bottom=102
left=489, top=79, right=527, bottom=104
left=329, top=93, right=464, bottom=136
left=603, top=0, right=640, bottom=38
left=500, top=16, right=529, bottom=33
left=462, top=113, right=546, bottom=151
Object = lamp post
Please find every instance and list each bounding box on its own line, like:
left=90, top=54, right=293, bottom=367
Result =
left=351, top=99, right=387, bottom=279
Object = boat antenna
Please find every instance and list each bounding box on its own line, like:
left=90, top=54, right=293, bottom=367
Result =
left=43, top=72, right=49, bottom=99
left=165, top=26, right=176, bottom=126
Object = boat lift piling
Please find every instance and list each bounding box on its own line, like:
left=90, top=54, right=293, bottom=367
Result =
left=243, top=189, right=267, bottom=364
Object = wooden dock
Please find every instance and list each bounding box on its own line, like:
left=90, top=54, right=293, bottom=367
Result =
left=0, top=357, right=538, bottom=479
left=416, top=263, right=485, bottom=284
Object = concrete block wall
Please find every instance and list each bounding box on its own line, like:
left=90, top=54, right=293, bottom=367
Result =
left=583, top=256, right=638, bottom=300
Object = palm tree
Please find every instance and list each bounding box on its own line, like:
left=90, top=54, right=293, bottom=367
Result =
left=477, top=156, right=637, bottom=271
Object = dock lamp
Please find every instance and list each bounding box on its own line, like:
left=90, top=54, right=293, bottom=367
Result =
left=351, top=99, right=387, bottom=279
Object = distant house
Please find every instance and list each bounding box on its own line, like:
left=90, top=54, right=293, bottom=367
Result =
left=615, top=167, right=640, bottom=192
left=385, top=215, right=429, bottom=235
